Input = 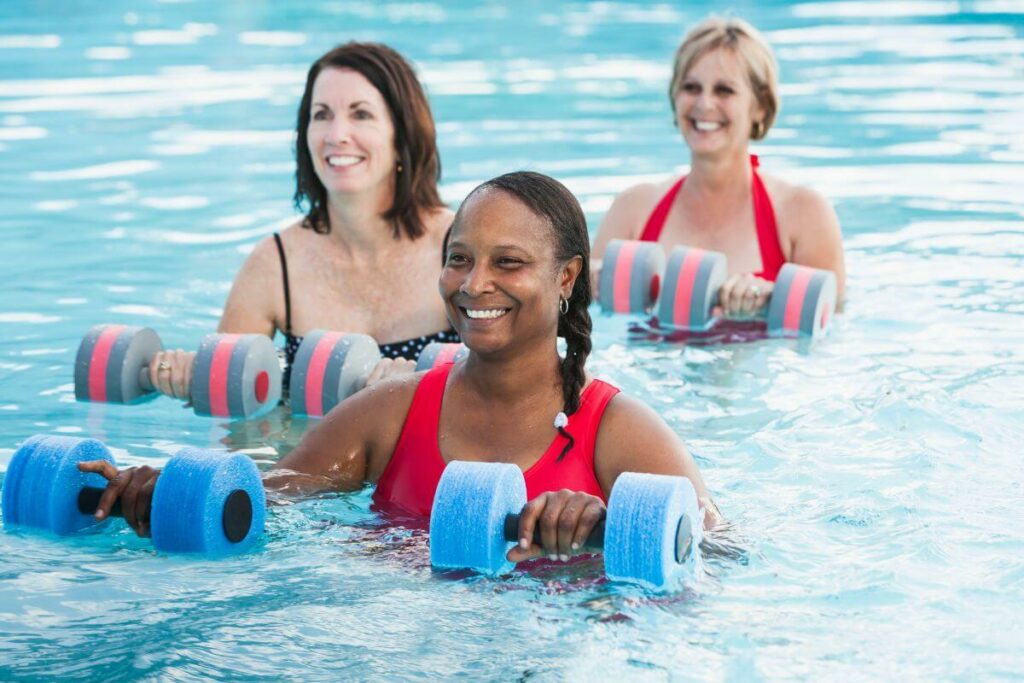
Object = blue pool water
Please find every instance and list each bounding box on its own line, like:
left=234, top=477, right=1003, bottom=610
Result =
left=2, top=1, right=1023, bottom=679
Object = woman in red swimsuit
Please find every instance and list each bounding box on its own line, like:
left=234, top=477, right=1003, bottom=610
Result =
left=82, top=172, right=720, bottom=565
left=593, top=17, right=845, bottom=317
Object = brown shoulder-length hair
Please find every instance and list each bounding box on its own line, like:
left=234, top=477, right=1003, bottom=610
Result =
left=294, top=42, right=444, bottom=240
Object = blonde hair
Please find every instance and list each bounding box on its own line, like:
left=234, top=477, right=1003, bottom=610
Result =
left=669, top=17, right=779, bottom=140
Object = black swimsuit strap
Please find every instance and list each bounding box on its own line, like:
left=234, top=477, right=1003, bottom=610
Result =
left=272, top=232, right=292, bottom=335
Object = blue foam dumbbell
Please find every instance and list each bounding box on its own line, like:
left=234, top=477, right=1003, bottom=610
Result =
left=429, top=461, right=702, bottom=589
left=1, top=435, right=265, bottom=554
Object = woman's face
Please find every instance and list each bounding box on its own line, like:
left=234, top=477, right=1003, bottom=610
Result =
left=306, top=67, right=397, bottom=198
left=673, top=48, right=764, bottom=157
left=439, top=189, right=579, bottom=356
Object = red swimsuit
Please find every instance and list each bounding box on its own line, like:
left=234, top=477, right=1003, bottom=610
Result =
left=372, top=363, right=620, bottom=517
left=639, top=154, right=786, bottom=281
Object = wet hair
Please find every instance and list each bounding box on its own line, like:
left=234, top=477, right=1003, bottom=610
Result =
left=669, top=16, right=780, bottom=140
left=445, top=171, right=592, bottom=461
left=294, top=42, right=444, bottom=239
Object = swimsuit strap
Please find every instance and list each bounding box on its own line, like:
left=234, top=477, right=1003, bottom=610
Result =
left=749, top=155, right=786, bottom=281
left=638, top=177, right=685, bottom=242
left=272, top=232, right=293, bottom=335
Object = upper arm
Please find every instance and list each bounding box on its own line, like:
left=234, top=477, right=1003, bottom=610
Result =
left=592, top=393, right=711, bottom=501
left=273, top=372, right=420, bottom=491
left=217, top=236, right=283, bottom=336
left=782, top=187, right=846, bottom=302
left=592, top=184, right=655, bottom=261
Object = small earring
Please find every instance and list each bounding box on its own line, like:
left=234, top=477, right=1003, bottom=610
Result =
left=396, top=162, right=403, bottom=173
left=559, top=296, right=570, bottom=315
left=752, top=121, right=764, bottom=139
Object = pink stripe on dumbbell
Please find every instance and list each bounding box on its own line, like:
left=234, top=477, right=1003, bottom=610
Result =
left=208, top=334, right=241, bottom=417
left=436, top=344, right=461, bottom=366
left=671, top=248, right=704, bottom=327
left=88, top=325, right=126, bottom=402
left=782, top=267, right=814, bottom=332
left=612, top=241, right=638, bottom=313
left=305, top=331, right=344, bottom=417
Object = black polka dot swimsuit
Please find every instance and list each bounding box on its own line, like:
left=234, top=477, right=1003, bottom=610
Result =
left=273, top=233, right=459, bottom=387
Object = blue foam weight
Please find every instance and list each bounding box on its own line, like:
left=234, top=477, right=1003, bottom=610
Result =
left=604, top=473, right=703, bottom=589
left=430, top=461, right=526, bottom=575
left=150, top=448, right=265, bottom=555
left=1, top=435, right=114, bottom=535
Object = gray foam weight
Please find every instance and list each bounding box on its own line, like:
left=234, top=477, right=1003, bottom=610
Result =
left=765, top=264, right=837, bottom=338
left=289, top=331, right=380, bottom=417
left=657, top=248, right=727, bottom=330
left=231, top=335, right=281, bottom=417
left=415, top=342, right=469, bottom=371
left=74, top=325, right=162, bottom=403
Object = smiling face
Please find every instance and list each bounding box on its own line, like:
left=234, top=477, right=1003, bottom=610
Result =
left=306, top=67, right=397, bottom=197
left=673, top=48, right=765, bottom=157
left=440, top=188, right=580, bottom=356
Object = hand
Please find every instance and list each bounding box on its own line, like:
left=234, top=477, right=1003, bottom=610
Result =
left=149, top=349, right=196, bottom=402
left=507, top=489, right=606, bottom=563
left=717, top=273, right=773, bottom=319
left=364, top=357, right=416, bottom=388
left=77, top=461, right=160, bottom=537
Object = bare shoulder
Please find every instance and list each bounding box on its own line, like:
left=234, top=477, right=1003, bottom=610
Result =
left=594, top=178, right=675, bottom=255
left=760, top=172, right=839, bottom=237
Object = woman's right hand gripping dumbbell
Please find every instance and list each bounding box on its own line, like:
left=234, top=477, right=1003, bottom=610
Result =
left=77, top=461, right=161, bottom=537
left=148, top=349, right=196, bottom=403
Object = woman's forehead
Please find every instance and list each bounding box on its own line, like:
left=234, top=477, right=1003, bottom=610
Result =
left=452, top=189, right=553, bottom=248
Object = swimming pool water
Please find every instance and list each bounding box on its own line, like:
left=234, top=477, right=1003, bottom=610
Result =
left=1, top=1, right=1023, bottom=680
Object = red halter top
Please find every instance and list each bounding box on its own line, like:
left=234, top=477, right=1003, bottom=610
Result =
left=372, top=363, right=620, bottom=517
left=639, top=154, right=786, bottom=281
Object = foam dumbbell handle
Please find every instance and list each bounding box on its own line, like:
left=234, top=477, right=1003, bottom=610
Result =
left=73, top=485, right=253, bottom=545
left=499, top=511, right=694, bottom=563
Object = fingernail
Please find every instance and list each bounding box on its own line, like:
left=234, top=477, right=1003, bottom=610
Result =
left=519, top=538, right=529, bottom=549
left=571, top=542, right=580, bottom=550
left=559, top=554, right=569, bottom=562
left=547, top=555, right=557, bottom=562
left=95, top=510, right=105, bottom=520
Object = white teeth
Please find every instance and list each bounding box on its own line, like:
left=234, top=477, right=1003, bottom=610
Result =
left=694, top=120, right=723, bottom=131
left=327, top=155, right=362, bottom=167
left=464, top=308, right=508, bottom=320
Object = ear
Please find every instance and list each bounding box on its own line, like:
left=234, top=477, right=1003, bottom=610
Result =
left=560, top=255, right=583, bottom=298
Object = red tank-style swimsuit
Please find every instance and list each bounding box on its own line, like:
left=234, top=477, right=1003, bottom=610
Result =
left=372, top=363, right=620, bottom=517
left=639, top=154, right=786, bottom=281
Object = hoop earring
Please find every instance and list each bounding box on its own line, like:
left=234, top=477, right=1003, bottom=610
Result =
left=559, top=296, right=570, bottom=315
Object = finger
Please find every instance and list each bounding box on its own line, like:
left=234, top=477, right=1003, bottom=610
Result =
left=155, top=352, right=174, bottom=397
left=95, top=470, right=132, bottom=520
left=509, top=495, right=546, bottom=562
left=539, top=492, right=569, bottom=559
left=556, top=498, right=582, bottom=559
left=365, top=358, right=391, bottom=388
left=718, top=274, right=740, bottom=314
left=741, top=283, right=760, bottom=317
left=135, top=471, right=156, bottom=538
left=168, top=349, right=186, bottom=400
left=148, top=351, right=165, bottom=393
left=121, top=470, right=140, bottom=532
left=729, top=276, right=751, bottom=316
left=77, top=459, right=121, bottom=481
left=572, top=500, right=606, bottom=553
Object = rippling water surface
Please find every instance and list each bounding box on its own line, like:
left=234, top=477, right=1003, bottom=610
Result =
left=1, top=1, right=1023, bottom=680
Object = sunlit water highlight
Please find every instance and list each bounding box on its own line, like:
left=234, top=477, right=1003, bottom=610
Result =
left=1, top=1, right=1022, bottom=680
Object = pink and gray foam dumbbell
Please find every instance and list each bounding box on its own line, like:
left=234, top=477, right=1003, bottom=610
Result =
left=597, top=239, right=666, bottom=315
left=74, top=325, right=281, bottom=418
left=288, top=331, right=382, bottom=417
left=416, top=342, right=468, bottom=371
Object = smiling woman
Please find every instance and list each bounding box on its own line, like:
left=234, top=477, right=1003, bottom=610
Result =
left=592, top=16, right=845, bottom=320
left=79, top=171, right=721, bottom=568
left=146, top=42, right=459, bottom=401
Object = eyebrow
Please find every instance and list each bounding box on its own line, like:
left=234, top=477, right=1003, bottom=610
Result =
left=311, top=100, right=373, bottom=109
left=446, top=240, right=528, bottom=252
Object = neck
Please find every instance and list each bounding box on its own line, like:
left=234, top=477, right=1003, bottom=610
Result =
left=460, top=336, right=564, bottom=410
left=684, top=148, right=752, bottom=198
left=324, top=186, right=401, bottom=262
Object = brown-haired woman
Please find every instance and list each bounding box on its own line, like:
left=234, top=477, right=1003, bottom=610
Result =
left=593, top=17, right=845, bottom=318
left=150, top=42, right=458, bottom=399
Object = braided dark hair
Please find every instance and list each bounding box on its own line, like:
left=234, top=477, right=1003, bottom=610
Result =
left=451, top=171, right=592, bottom=460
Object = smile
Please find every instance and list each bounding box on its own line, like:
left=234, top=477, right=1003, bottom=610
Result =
left=692, top=119, right=724, bottom=132
left=326, top=155, right=364, bottom=167
left=461, top=307, right=510, bottom=320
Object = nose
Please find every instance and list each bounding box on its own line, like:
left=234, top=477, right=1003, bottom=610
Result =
left=325, top=118, right=351, bottom=147
left=459, top=262, right=495, bottom=298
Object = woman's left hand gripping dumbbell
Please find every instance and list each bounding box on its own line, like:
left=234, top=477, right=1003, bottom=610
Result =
left=506, top=489, right=606, bottom=563
left=77, top=461, right=160, bottom=537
